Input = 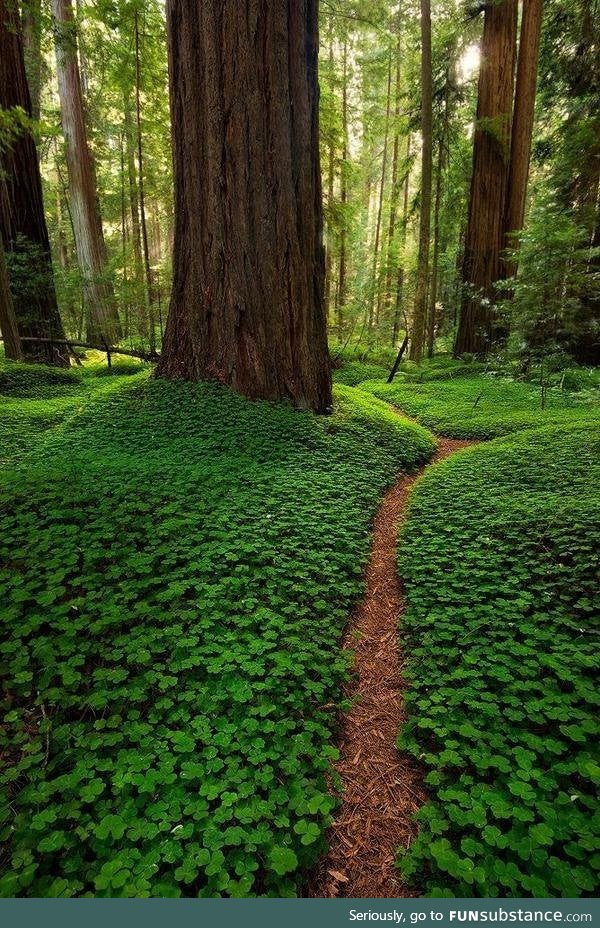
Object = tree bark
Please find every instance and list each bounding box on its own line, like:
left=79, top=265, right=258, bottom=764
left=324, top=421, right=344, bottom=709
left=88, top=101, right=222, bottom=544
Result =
left=0, top=236, right=22, bottom=360
left=454, top=0, right=518, bottom=356
left=383, top=32, right=403, bottom=319
left=134, top=8, right=156, bottom=353
left=408, top=0, right=433, bottom=362
left=158, top=1, right=332, bottom=412
left=51, top=0, right=121, bottom=344
left=427, top=135, right=444, bottom=358
left=0, top=0, right=68, bottom=366
left=21, top=0, right=42, bottom=122
left=336, top=36, right=349, bottom=341
left=372, top=51, right=393, bottom=328
left=503, top=0, right=544, bottom=277
left=391, top=134, right=411, bottom=347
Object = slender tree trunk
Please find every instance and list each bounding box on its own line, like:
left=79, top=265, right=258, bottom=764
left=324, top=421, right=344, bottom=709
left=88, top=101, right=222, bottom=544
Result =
left=371, top=51, right=393, bottom=328
left=0, top=237, right=22, bottom=360
left=21, top=0, right=42, bottom=121
left=391, top=134, right=411, bottom=346
left=503, top=0, right=544, bottom=277
left=383, top=33, right=403, bottom=318
left=0, top=0, right=68, bottom=366
left=427, top=135, right=444, bottom=358
left=324, top=33, right=335, bottom=321
left=454, top=0, right=518, bottom=356
left=409, top=0, right=433, bottom=362
left=157, top=1, right=332, bottom=413
left=134, top=8, right=156, bottom=353
left=51, top=0, right=121, bottom=344
left=336, top=37, right=349, bottom=341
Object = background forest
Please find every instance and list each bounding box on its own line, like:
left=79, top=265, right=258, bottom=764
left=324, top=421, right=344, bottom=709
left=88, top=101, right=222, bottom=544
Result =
left=1, top=0, right=598, bottom=368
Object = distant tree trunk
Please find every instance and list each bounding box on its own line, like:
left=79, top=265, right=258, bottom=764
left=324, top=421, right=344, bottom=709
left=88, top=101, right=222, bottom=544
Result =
left=21, top=0, right=42, bottom=121
left=383, top=33, right=403, bottom=318
left=427, top=136, right=444, bottom=358
left=372, top=51, right=393, bottom=328
left=0, top=0, right=68, bottom=366
left=0, top=237, right=22, bottom=360
left=157, top=1, right=332, bottom=413
left=134, top=8, right=156, bottom=353
left=503, top=0, right=544, bottom=277
left=51, top=0, right=121, bottom=344
left=454, top=0, right=518, bottom=356
left=324, top=33, right=335, bottom=320
left=391, top=134, right=411, bottom=346
left=409, top=0, right=433, bottom=362
left=336, top=37, right=349, bottom=340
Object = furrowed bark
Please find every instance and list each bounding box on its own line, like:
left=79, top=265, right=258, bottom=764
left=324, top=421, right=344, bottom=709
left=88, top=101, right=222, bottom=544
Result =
left=454, top=0, right=518, bottom=357
left=0, top=0, right=68, bottom=366
left=157, top=0, right=332, bottom=413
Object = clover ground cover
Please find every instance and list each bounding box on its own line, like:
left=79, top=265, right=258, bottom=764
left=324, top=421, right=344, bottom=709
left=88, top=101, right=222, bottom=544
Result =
left=0, top=369, right=434, bottom=897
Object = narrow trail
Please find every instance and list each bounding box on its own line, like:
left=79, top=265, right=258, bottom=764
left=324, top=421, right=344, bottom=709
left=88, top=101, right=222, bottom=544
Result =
left=308, top=435, right=474, bottom=899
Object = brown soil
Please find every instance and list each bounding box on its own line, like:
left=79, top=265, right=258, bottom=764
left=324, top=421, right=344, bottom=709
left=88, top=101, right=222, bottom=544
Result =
left=307, top=435, right=474, bottom=898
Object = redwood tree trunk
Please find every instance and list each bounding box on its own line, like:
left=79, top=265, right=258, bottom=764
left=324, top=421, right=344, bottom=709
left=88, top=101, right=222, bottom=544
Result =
left=336, top=37, right=349, bottom=340
left=408, top=0, right=433, bottom=362
left=503, top=0, right=544, bottom=276
left=0, top=237, right=22, bottom=360
left=158, top=1, right=332, bottom=412
left=0, top=0, right=68, bottom=366
left=22, top=0, right=42, bottom=122
left=51, top=0, right=121, bottom=344
left=454, top=0, right=518, bottom=357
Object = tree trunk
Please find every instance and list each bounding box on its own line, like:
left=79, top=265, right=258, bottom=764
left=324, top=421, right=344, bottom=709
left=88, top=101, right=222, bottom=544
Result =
left=0, top=0, right=68, bottom=366
left=503, top=0, right=544, bottom=277
left=21, top=0, right=42, bottom=121
left=324, top=32, right=335, bottom=321
left=408, top=0, right=433, bottom=362
left=371, top=51, right=393, bottom=328
left=336, top=37, right=349, bottom=341
left=51, top=0, right=121, bottom=344
left=157, top=1, right=332, bottom=413
left=391, top=134, right=411, bottom=347
left=134, top=8, right=156, bottom=353
left=427, top=135, right=444, bottom=358
left=383, top=33, right=403, bottom=319
left=454, top=0, right=518, bottom=356
left=0, top=236, right=22, bottom=360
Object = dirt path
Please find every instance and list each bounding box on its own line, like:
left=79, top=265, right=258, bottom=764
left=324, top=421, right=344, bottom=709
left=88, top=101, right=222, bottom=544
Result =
left=308, top=436, right=473, bottom=899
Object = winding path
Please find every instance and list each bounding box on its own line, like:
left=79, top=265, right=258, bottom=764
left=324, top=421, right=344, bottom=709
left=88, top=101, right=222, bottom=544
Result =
left=309, top=435, right=473, bottom=899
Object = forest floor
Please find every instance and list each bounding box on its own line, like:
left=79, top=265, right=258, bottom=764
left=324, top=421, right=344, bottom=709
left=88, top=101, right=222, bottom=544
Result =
left=309, top=433, right=474, bottom=899
left=1, top=351, right=598, bottom=898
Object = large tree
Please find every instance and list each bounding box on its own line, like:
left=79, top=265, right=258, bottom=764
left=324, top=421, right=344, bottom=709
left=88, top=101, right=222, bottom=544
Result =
left=408, top=0, right=433, bottom=362
left=0, top=0, right=67, bottom=366
left=51, top=0, right=121, bottom=344
left=454, top=0, right=518, bottom=356
left=157, top=1, right=332, bottom=413
left=503, top=0, right=544, bottom=275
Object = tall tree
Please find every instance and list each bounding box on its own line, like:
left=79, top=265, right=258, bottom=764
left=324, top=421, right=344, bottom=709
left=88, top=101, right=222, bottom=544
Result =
left=503, top=0, right=544, bottom=276
left=157, top=2, right=332, bottom=413
left=0, top=236, right=22, bottom=360
left=51, top=0, right=121, bottom=344
left=454, top=0, right=518, bottom=356
left=336, top=36, right=349, bottom=339
left=0, top=0, right=67, bottom=366
left=22, top=0, right=42, bottom=122
left=408, top=0, right=433, bottom=361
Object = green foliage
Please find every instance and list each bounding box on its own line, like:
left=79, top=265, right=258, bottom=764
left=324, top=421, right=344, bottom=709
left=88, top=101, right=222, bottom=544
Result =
left=332, top=359, right=389, bottom=386
left=397, top=423, right=600, bottom=897
left=364, top=374, right=600, bottom=438
left=0, top=365, right=434, bottom=898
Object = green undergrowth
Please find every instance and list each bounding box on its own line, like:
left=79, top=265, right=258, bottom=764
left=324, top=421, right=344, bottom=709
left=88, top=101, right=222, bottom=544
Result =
left=0, top=360, right=149, bottom=466
left=0, top=371, right=434, bottom=898
left=398, top=424, right=600, bottom=897
left=363, top=376, right=600, bottom=438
